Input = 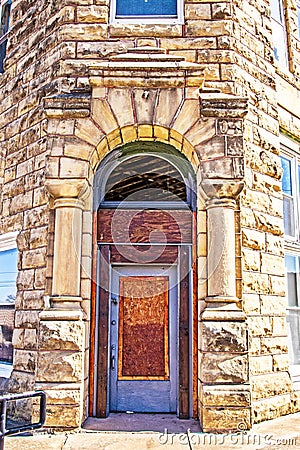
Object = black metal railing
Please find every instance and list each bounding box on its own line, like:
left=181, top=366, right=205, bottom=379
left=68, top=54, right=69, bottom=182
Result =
left=0, top=390, right=46, bottom=450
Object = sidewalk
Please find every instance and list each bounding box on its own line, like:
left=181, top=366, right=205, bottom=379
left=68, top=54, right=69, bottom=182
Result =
left=4, top=412, right=300, bottom=450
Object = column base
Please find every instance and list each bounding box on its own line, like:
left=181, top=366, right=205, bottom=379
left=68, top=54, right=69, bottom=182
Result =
left=40, top=296, right=86, bottom=321
left=201, top=296, right=246, bottom=321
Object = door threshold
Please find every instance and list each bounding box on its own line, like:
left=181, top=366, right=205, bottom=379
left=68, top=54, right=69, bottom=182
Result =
left=83, top=413, right=201, bottom=433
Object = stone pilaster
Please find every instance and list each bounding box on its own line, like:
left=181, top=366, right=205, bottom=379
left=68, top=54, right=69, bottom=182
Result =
left=199, top=179, right=251, bottom=432
left=43, top=179, right=89, bottom=313
left=37, top=179, right=89, bottom=428
left=201, top=179, right=244, bottom=321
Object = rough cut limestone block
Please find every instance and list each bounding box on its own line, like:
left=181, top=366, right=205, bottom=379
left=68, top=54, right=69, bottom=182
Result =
left=45, top=404, right=81, bottom=428
left=39, top=321, right=84, bottom=351
left=200, top=353, right=248, bottom=383
left=37, top=351, right=83, bottom=382
left=252, top=394, right=292, bottom=423
left=251, top=372, right=292, bottom=400
left=201, top=406, right=251, bottom=432
left=200, top=321, right=248, bottom=352
left=200, top=384, right=251, bottom=407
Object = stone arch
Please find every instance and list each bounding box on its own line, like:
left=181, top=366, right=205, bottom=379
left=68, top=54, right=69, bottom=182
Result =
left=90, top=138, right=198, bottom=418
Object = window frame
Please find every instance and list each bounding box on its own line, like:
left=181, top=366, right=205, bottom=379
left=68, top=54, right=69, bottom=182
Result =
left=297, top=0, right=300, bottom=39
left=270, top=0, right=289, bottom=67
left=110, top=0, right=184, bottom=25
left=0, top=0, right=11, bottom=74
left=281, top=135, right=300, bottom=376
left=0, top=231, right=18, bottom=305
left=0, top=231, right=17, bottom=369
left=280, top=139, right=300, bottom=242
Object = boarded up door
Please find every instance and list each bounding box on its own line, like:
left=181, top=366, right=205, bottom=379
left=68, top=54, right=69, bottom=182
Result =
left=109, top=265, right=177, bottom=412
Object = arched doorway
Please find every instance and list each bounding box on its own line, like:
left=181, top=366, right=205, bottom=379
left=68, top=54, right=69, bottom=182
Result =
left=90, top=142, right=196, bottom=419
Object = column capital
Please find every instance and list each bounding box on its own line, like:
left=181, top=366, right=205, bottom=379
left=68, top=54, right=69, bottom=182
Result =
left=45, top=179, right=90, bottom=202
left=200, top=179, right=244, bottom=208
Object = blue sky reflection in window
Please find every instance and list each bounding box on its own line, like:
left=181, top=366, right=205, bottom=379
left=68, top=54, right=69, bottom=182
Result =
left=0, top=248, right=17, bottom=305
left=116, top=0, right=177, bottom=17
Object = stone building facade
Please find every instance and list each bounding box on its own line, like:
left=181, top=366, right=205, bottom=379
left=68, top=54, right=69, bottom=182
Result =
left=0, top=0, right=300, bottom=433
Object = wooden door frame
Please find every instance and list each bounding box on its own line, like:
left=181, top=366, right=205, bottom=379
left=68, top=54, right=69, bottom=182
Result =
left=89, top=209, right=196, bottom=419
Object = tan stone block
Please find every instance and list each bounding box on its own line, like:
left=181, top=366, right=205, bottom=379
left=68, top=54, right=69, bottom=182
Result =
left=185, top=4, right=211, bottom=20
left=96, top=137, right=110, bottom=158
left=252, top=394, right=292, bottom=423
left=13, top=349, right=37, bottom=372
left=153, top=125, right=169, bottom=141
left=92, top=98, right=118, bottom=134
left=252, top=372, right=292, bottom=400
left=186, top=20, right=232, bottom=37
left=74, top=118, right=103, bottom=147
left=160, top=37, right=217, bottom=50
left=137, top=125, right=154, bottom=139
left=47, top=119, right=75, bottom=135
left=46, top=156, right=60, bottom=178
left=17, top=269, right=35, bottom=291
left=265, top=234, right=284, bottom=256
left=201, top=406, right=251, bottom=433
left=272, top=316, right=287, bottom=336
left=12, top=329, right=24, bottom=349
left=261, top=337, right=288, bottom=355
left=24, top=329, right=38, bottom=350
left=247, top=316, right=272, bottom=337
left=200, top=384, right=251, bottom=407
left=23, top=290, right=44, bottom=309
left=242, top=248, right=260, bottom=271
left=133, top=89, right=158, bottom=123
left=243, top=271, right=268, bottom=294
left=36, top=383, right=81, bottom=405
left=273, top=354, right=289, bottom=372
left=249, top=355, right=273, bottom=375
left=173, top=99, right=199, bottom=135
left=10, top=191, right=33, bottom=214
left=260, top=295, right=286, bottom=315
left=108, top=88, right=135, bottom=128
left=39, top=321, right=84, bottom=351
left=59, top=23, right=108, bottom=41
left=60, top=157, right=89, bottom=178
left=200, top=321, right=247, bottom=352
left=110, top=24, right=182, bottom=38
left=14, top=310, right=39, bottom=329
left=249, top=336, right=261, bottom=356
left=242, top=293, right=260, bottom=314
left=22, top=248, right=46, bottom=269
left=269, top=275, right=286, bottom=296
left=200, top=353, right=248, bottom=383
left=77, top=5, right=108, bottom=23
left=155, top=88, right=183, bottom=127
left=45, top=404, right=81, bottom=428
left=37, top=351, right=83, bottom=382
left=261, top=253, right=284, bottom=276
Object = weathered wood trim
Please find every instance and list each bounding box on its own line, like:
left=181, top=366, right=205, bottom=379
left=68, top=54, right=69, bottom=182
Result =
left=110, top=244, right=178, bottom=264
left=97, top=209, right=193, bottom=244
left=96, top=245, right=110, bottom=417
left=89, top=212, right=98, bottom=416
left=179, top=245, right=190, bottom=419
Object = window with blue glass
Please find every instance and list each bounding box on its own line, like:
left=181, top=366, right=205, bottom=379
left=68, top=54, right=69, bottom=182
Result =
left=281, top=141, right=300, bottom=376
left=297, top=1, right=300, bottom=38
left=112, top=0, right=183, bottom=23
left=280, top=154, right=300, bottom=239
left=0, top=0, right=11, bottom=73
left=270, top=0, right=288, bottom=67
left=0, top=234, right=17, bottom=365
